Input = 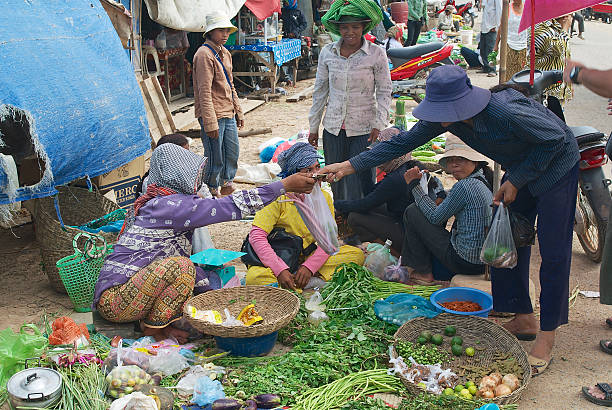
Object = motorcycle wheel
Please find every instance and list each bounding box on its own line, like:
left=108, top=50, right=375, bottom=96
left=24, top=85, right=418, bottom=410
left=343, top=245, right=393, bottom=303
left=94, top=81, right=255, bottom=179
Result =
left=463, top=12, right=474, bottom=28
left=576, top=187, right=607, bottom=263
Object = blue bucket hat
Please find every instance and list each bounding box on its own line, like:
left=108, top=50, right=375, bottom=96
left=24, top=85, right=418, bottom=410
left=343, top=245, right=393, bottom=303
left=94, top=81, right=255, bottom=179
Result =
left=412, top=66, right=491, bottom=123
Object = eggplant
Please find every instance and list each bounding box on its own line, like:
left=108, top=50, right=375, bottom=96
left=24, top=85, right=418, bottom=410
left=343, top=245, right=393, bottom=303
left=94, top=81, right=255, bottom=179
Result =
left=242, top=399, right=258, bottom=410
left=212, top=398, right=242, bottom=410
left=253, top=394, right=281, bottom=409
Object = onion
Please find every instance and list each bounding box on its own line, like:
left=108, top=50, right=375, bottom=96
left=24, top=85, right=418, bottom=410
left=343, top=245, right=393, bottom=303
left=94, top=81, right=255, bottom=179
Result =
left=490, top=372, right=503, bottom=386
left=502, top=373, right=520, bottom=391
left=479, top=388, right=495, bottom=399
left=479, top=376, right=497, bottom=390
left=494, top=384, right=512, bottom=397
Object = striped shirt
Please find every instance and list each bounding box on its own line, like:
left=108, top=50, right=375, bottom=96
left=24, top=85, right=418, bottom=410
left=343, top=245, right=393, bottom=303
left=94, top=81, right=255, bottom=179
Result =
left=527, top=20, right=572, bottom=101
left=350, top=88, right=580, bottom=197
left=412, top=169, right=492, bottom=264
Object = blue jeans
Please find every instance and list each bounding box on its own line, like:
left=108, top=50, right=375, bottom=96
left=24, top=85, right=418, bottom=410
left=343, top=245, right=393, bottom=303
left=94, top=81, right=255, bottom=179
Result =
left=199, top=117, right=239, bottom=189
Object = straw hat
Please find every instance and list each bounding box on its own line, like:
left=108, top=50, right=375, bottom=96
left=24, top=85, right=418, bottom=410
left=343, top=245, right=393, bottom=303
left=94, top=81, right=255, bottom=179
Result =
left=438, top=134, right=489, bottom=168
left=204, top=12, right=237, bottom=35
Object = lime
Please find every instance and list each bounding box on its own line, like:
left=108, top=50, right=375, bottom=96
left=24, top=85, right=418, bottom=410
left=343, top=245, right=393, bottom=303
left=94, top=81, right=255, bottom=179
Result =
left=468, top=385, right=478, bottom=395
left=451, top=344, right=463, bottom=356
left=454, top=384, right=465, bottom=393
left=431, top=334, right=444, bottom=345
left=419, top=330, right=432, bottom=342
left=465, top=381, right=475, bottom=388
left=460, top=389, right=473, bottom=400
left=444, top=325, right=456, bottom=336
left=465, top=347, right=475, bottom=357
left=417, top=336, right=428, bottom=345
left=451, top=336, right=463, bottom=346
left=417, top=382, right=427, bottom=389
left=443, top=388, right=454, bottom=396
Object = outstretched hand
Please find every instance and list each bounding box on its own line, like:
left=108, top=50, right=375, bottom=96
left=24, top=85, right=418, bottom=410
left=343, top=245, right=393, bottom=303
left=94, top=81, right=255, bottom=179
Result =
left=563, top=59, right=584, bottom=83
left=320, top=161, right=356, bottom=184
left=403, top=166, right=423, bottom=184
left=282, top=173, right=316, bottom=194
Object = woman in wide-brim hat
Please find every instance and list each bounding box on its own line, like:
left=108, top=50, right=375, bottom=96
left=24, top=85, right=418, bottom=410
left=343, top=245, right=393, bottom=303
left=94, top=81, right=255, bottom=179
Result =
left=193, top=12, right=243, bottom=198
left=322, top=64, right=581, bottom=376
left=401, top=134, right=493, bottom=284
left=308, top=0, right=392, bottom=201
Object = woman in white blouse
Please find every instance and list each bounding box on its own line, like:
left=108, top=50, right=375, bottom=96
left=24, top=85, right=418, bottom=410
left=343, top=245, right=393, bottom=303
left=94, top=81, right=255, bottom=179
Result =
left=308, top=0, right=392, bottom=200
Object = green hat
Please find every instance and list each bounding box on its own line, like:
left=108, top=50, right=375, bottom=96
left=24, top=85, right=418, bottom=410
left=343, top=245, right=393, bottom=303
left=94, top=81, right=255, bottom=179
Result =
left=321, top=0, right=383, bottom=36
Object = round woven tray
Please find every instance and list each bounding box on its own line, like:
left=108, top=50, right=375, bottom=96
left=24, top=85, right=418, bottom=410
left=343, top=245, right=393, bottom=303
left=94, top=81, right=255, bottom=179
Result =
left=183, top=286, right=300, bottom=338
left=34, top=186, right=119, bottom=293
left=393, top=314, right=531, bottom=405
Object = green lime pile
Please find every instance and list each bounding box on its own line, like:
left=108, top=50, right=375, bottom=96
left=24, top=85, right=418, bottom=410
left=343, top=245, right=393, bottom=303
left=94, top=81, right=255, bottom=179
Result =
left=395, top=339, right=449, bottom=365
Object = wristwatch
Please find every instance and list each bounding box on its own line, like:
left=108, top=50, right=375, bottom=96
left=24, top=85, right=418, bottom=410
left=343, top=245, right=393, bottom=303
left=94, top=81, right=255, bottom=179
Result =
left=569, top=66, right=582, bottom=85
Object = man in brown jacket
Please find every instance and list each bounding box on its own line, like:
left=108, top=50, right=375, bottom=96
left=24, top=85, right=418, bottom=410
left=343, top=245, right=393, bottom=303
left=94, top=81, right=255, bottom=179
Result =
left=193, top=12, right=244, bottom=197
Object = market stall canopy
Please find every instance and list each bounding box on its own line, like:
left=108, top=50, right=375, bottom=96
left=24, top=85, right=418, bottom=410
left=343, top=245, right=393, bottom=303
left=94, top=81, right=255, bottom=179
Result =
left=519, top=0, right=604, bottom=32
left=143, top=0, right=247, bottom=31
left=0, top=0, right=150, bottom=206
left=244, top=0, right=283, bottom=20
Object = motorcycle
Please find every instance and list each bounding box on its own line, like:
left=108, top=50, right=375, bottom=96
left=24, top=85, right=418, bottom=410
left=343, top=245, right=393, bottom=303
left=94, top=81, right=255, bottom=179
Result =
left=510, top=69, right=611, bottom=262
left=387, top=42, right=455, bottom=81
left=436, top=0, right=478, bottom=27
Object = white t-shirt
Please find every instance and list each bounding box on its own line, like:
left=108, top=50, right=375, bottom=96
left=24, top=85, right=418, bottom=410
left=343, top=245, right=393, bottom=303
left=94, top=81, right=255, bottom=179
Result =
left=507, top=8, right=527, bottom=51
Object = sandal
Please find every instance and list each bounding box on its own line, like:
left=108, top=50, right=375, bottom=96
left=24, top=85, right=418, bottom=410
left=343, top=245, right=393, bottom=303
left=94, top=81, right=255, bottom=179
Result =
left=582, top=383, right=612, bottom=407
left=601, top=340, right=612, bottom=355
left=528, top=355, right=553, bottom=377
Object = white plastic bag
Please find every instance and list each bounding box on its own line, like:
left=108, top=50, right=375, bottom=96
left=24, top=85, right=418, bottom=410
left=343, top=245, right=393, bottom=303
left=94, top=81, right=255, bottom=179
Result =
left=419, top=173, right=428, bottom=193
left=289, top=184, right=340, bottom=255
left=192, top=227, right=214, bottom=254
left=176, top=364, right=226, bottom=396
left=109, top=391, right=157, bottom=410
left=480, top=203, right=518, bottom=269
left=148, top=350, right=189, bottom=376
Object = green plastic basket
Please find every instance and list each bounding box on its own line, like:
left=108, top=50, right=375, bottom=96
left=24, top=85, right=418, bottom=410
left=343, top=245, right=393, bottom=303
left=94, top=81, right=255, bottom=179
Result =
left=56, top=233, right=112, bottom=312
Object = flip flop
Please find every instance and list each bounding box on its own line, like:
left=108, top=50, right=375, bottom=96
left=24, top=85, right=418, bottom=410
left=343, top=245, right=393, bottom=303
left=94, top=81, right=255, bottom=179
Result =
left=582, top=383, right=612, bottom=407
left=528, top=355, right=553, bottom=377
left=606, top=318, right=612, bottom=328
left=513, top=333, right=537, bottom=341
left=601, top=340, right=612, bottom=355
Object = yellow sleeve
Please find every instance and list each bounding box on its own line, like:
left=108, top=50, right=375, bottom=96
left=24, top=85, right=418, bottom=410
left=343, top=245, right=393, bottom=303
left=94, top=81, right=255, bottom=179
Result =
left=252, top=198, right=282, bottom=233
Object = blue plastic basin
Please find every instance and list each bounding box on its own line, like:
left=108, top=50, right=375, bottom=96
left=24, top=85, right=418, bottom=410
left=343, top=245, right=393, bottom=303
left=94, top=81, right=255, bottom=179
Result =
left=214, top=331, right=278, bottom=357
left=430, top=287, right=493, bottom=318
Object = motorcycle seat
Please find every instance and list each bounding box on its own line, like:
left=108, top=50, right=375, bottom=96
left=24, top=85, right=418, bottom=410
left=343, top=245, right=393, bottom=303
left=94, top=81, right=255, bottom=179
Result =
left=387, top=42, right=444, bottom=62
left=570, top=126, right=605, bottom=144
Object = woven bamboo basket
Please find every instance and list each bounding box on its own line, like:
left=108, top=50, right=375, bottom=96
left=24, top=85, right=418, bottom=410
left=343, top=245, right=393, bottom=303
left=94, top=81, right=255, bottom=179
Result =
left=34, top=186, right=120, bottom=293
left=393, top=314, right=531, bottom=405
left=184, top=286, right=300, bottom=338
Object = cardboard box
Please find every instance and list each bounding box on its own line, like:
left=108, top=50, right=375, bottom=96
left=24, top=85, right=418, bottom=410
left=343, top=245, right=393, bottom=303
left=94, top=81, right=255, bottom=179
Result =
left=92, top=155, right=145, bottom=209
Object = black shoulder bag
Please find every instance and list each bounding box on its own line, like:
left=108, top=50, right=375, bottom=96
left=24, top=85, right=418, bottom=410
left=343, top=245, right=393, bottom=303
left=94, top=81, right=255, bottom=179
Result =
left=241, top=228, right=316, bottom=273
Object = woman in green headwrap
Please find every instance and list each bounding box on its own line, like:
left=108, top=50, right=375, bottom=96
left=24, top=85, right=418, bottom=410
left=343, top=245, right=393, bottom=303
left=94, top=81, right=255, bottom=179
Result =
left=308, top=0, right=392, bottom=201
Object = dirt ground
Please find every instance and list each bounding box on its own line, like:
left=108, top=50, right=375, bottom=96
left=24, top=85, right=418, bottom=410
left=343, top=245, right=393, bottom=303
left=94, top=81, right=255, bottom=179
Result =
left=2, top=22, right=612, bottom=409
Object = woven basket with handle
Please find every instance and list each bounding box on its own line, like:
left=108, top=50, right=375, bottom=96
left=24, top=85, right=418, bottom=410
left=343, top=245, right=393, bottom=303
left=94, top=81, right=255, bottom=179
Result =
left=34, top=186, right=120, bottom=293
left=393, top=314, right=531, bottom=405
left=184, top=286, right=300, bottom=338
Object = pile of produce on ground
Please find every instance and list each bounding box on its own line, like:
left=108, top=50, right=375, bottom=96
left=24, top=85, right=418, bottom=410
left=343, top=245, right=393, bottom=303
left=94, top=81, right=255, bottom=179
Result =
left=0, top=263, right=526, bottom=409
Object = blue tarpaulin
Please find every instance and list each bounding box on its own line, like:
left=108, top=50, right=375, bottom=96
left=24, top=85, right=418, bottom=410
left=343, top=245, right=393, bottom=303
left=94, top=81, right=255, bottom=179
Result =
left=0, top=0, right=150, bottom=205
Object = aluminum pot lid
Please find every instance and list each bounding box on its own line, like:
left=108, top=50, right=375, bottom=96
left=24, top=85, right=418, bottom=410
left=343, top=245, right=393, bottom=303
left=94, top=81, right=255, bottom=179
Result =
left=7, top=367, right=62, bottom=399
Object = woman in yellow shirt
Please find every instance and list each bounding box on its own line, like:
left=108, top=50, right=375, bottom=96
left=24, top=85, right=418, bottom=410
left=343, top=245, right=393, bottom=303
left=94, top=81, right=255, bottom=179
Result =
left=245, top=143, right=364, bottom=289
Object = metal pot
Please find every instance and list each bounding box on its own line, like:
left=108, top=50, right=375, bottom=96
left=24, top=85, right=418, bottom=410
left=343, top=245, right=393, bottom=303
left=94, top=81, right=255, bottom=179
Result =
left=7, top=358, right=62, bottom=409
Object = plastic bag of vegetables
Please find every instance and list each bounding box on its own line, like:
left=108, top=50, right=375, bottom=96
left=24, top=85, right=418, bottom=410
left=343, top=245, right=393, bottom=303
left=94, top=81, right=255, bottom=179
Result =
left=105, top=365, right=153, bottom=398
left=287, top=184, right=340, bottom=255
left=480, top=202, right=518, bottom=269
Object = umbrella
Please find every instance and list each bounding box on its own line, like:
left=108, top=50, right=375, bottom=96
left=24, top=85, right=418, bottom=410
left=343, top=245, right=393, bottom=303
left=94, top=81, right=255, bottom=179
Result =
left=517, top=0, right=604, bottom=84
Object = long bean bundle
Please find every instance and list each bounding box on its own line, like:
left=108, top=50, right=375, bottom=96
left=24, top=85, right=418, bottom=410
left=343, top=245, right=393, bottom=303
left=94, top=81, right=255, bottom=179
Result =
left=54, top=364, right=108, bottom=410
left=294, top=369, right=402, bottom=410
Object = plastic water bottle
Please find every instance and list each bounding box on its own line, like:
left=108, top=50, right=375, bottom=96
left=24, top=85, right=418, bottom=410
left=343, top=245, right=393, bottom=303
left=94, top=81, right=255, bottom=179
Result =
left=364, top=239, right=393, bottom=278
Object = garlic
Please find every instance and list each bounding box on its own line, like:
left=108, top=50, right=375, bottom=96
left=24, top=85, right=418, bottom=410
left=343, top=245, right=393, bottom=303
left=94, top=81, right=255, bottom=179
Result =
left=494, top=383, right=512, bottom=397
left=502, top=373, right=520, bottom=391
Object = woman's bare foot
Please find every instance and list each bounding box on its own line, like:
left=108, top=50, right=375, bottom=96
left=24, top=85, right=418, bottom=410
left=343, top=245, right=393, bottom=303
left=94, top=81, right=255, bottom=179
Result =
left=142, top=324, right=190, bottom=344
left=410, top=271, right=435, bottom=283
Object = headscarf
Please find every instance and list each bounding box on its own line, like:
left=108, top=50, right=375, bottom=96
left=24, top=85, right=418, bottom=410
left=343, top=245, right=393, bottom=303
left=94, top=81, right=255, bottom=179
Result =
left=321, top=0, right=383, bottom=36
left=376, top=127, right=412, bottom=173
left=277, top=142, right=320, bottom=178
left=120, top=144, right=207, bottom=235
